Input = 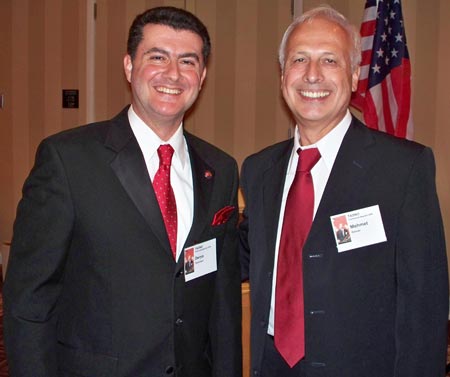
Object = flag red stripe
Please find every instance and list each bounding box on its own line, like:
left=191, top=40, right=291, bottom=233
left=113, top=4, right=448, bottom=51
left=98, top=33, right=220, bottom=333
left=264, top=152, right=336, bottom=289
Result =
left=360, top=19, right=376, bottom=37
left=381, top=80, right=395, bottom=135
left=390, top=60, right=411, bottom=138
left=362, top=91, right=379, bottom=131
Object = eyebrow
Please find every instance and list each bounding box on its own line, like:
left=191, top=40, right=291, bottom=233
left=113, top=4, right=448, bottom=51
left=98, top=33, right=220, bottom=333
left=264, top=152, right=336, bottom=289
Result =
left=143, top=47, right=200, bottom=63
left=179, top=52, right=200, bottom=63
left=143, top=47, right=168, bottom=56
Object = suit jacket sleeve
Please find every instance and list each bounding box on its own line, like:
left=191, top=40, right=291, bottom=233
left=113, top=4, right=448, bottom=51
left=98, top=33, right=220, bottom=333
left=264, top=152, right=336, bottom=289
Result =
left=3, top=138, right=73, bottom=376
left=209, top=161, right=243, bottom=377
left=395, top=147, right=448, bottom=376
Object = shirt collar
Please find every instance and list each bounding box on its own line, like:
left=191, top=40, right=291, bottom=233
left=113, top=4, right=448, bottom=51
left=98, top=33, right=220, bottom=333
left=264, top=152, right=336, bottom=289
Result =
left=128, top=105, right=189, bottom=169
left=293, top=110, right=352, bottom=171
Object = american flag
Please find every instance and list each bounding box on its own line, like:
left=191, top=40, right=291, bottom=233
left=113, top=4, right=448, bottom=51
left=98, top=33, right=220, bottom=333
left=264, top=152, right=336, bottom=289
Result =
left=351, top=0, right=413, bottom=139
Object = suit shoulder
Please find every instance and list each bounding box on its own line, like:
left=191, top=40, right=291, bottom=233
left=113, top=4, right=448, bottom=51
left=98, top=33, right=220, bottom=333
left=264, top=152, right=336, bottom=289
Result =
left=41, top=107, right=129, bottom=148
left=372, top=128, right=424, bottom=151
left=243, top=139, right=292, bottom=167
left=351, top=119, right=430, bottom=161
left=354, top=118, right=424, bottom=149
left=35, top=123, right=110, bottom=162
left=45, top=121, right=108, bottom=144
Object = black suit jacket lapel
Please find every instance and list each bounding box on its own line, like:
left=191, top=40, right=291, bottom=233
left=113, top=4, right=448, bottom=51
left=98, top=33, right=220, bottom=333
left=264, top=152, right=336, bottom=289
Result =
left=262, top=140, right=293, bottom=262
left=183, top=133, right=215, bottom=250
left=105, top=109, right=171, bottom=255
left=307, top=118, right=377, bottom=249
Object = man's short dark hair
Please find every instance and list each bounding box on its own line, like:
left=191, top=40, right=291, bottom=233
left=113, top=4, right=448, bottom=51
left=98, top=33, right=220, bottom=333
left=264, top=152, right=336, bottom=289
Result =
left=127, top=6, right=211, bottom=66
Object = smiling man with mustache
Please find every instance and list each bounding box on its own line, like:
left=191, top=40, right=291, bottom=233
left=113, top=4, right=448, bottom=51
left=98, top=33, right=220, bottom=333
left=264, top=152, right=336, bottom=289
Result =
left=239, top=5, right=448, bottom=377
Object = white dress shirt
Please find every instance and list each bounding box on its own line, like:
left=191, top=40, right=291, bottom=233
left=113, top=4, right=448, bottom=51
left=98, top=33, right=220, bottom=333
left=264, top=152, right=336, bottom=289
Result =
left=267, top=110, right=352, bottom=335
left=128, top=106, right=194, bottom=262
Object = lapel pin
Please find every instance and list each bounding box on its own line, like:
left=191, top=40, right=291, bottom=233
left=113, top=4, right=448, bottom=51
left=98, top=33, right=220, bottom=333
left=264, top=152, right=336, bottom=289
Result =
left=204, top=170, right=213, bottom=179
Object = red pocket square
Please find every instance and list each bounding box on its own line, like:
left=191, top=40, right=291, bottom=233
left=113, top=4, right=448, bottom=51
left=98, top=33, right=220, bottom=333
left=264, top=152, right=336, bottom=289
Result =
left=212, top=205, right=236, bottom=226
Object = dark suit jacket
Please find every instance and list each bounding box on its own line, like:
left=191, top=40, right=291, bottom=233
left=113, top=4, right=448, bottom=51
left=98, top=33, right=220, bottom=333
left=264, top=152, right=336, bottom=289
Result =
left=4, top=107, right=242, bottom=377
left=240, top=117, right=448, bottom=377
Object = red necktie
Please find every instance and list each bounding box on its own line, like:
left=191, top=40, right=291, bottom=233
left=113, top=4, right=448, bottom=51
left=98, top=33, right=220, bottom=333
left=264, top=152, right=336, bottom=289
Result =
left=274, top=147, right=321, bottom=367
left=153, top=145, right=177, bottom=259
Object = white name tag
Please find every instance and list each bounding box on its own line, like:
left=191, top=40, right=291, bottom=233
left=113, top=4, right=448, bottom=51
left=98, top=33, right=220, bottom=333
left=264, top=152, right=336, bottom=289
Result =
left=330, top=205, right=387, bottom=253
left=184, top=238, right=217, bottom=282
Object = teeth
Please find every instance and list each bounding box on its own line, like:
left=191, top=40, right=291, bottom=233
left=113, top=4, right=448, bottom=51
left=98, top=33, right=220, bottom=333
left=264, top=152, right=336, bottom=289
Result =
left=300, top=90, right=330, bottom=99
left=156, top=87, right=182, bottom=95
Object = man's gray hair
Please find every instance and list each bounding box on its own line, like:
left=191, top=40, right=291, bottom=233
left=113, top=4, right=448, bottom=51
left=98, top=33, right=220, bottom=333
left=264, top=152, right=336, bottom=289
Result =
left=278, top=5, right=361, bottom=73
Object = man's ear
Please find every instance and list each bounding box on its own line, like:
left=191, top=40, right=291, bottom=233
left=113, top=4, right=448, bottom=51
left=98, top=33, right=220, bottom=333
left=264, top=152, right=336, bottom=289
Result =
left=199, top=67, right=207, bottom=90
left=352, top=66, right=361, bottom=92
left=124, top=54, right=133, bottom=83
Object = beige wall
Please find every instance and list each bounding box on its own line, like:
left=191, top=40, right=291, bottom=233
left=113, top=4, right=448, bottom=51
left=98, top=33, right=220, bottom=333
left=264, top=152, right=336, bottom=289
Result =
left=0, top=0, right=13, bottom=248
left=1, top=0, right=449, bottom=276
left=0, top=0, right=89, bottom=244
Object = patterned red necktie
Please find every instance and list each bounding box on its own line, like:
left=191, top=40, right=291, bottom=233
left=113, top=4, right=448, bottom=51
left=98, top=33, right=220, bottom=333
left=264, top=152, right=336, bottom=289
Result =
left=274, top=147, right=321, bottom=367
left=153, top=145, right=177, bottom=259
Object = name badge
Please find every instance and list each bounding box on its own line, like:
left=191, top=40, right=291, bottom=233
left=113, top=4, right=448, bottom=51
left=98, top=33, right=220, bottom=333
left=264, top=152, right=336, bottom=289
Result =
left=330, top=205, right=387, bottom=252
left=184, top=238, right=217, bottom=282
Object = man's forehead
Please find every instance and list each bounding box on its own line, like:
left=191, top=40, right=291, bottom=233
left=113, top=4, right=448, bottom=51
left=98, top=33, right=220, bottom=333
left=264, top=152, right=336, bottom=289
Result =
left=287, top=21, right=349, bottom=50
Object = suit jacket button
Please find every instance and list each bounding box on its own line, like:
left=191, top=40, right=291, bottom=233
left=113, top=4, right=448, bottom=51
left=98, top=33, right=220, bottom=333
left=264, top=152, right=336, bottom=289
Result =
left=175, top=318, right=183, bottom=325
left=310, top=362, right=326, bottom=368
left=176, top=270, right=184, bottom=278
left=165, top=366, right=174, bottom=374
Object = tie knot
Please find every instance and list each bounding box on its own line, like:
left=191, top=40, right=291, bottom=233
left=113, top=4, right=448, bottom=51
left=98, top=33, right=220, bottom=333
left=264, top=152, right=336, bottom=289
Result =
left=297, top=148, right=320, bottom=172
left=157, top=144, right=174, bottom=167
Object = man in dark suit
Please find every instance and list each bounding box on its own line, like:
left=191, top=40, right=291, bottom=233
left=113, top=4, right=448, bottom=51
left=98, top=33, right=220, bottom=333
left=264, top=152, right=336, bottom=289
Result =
left=240, top=5, right=448, bottom=377
left=4, top=6, right=242, bottom=377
